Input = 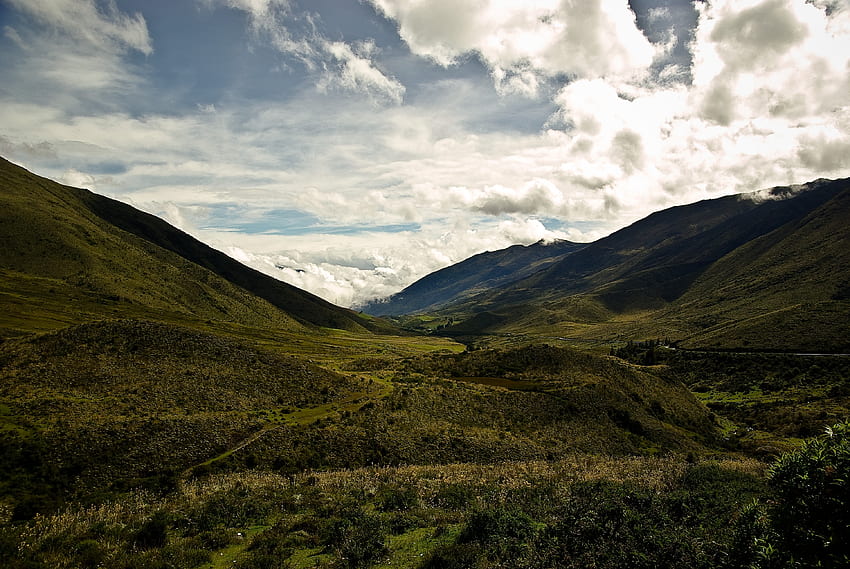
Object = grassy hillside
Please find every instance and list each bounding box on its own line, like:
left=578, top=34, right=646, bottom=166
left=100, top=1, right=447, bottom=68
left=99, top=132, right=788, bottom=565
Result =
left=0, top=319, right=373, bottom=516
left=424, top=179, right=850, bottom=352
left=0, top=157, right=389, bottom=336
left=660, top=184, right=850, bottom=350
left=0, top=326, right=717, bottom=518
left=2, top=319, right=763, bottom=569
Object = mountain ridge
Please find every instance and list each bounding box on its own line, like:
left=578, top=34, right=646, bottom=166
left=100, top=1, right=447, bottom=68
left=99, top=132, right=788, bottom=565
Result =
left=362, top=239, right=585, bottom=316
left=0, top=156, right=394, bottom=336
left=364, top=177, right=850, bottom=351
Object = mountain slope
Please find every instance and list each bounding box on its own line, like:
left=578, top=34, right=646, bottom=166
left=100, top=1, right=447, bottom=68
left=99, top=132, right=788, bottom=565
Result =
left=662, top=183, right=850, bottom=349
left=495, top=180, right=844, bottom=309
left=401, top=178, right=850, bottom=350
left=0, top=156, right=391, bottom=335
left=363, top=239, right=584, bottom=316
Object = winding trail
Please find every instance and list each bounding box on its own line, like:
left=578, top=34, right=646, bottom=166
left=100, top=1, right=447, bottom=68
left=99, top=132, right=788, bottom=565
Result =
left=180, top=380, right=394, bottom=479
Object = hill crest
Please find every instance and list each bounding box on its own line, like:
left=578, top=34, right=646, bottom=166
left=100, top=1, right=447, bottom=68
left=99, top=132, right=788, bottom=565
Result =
left=0, top=156, right=394, bottom=336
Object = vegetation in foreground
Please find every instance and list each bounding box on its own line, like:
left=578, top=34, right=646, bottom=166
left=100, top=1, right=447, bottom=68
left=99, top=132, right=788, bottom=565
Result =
left=2, top=420, right=848, bottom=569
left=0, top=454, right=763, bottom=569
left=2, top=317, right=849, bottom=567
left=614, top=342, right=850, bottom=452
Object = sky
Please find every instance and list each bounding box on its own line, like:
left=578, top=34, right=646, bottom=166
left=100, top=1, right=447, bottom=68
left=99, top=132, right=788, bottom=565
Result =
left=1, top=0, right=849, bottom=308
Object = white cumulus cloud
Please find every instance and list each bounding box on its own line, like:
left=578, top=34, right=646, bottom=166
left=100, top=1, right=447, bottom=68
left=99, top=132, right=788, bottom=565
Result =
left=369, top=0, right=658, bottom=94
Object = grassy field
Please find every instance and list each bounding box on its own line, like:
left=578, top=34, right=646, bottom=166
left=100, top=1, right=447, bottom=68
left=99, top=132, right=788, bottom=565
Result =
left=3, top=454, right=769, bottom=569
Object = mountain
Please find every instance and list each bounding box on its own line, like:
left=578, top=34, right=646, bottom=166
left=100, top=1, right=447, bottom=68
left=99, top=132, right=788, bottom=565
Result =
left=3, top=159, right=841, bottom=569
left=517, top=179, right=846, bottom=308
left=371, top=178, right=850, bottom=351
left=362, top=239, right=585, bottom=316
left=0, top=156, right=393, bottom=336
left=659, top=181, right=850, bottom=349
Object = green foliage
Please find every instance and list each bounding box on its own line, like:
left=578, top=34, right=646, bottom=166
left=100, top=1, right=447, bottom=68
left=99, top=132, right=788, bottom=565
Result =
left=658, top=351, right=850, bottom=442
left=192, top=482, right=279, bottom=531
left=764, top=420, right=850, bottom=567
left=456, top=507, right=535, bottom=563
left=328, top=510, right=388, bottom=568
left=415, top=461, right=768, bottom=569
left=133, top=511, right=170, bottom=549
left=0, top=455, right=775, bottom=569
left=376, top=483, right=419, bottom=512
left=242, top=525, right=295, bottom=569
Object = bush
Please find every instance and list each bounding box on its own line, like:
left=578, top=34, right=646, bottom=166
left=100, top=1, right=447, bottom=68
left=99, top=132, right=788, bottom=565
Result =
left=75, top=539, right=106, bottom=568
left=193, top=482, right=276, bottom=530
left=376, top=483, right=419, bottom=511
left=133, top=511, right=170, bottom=549
left=420, top=543, right=481, bottom=569
left=328, top=510, right=388, bottom=568
left=458, top=507, right=535, bottom=545
left=527, top=481, right=717, bottom=569
left=454, top=507, right=536, bottom=564
left=765, top=420, right=850, bottom=567
left=433, top=483, right=475, bottom=510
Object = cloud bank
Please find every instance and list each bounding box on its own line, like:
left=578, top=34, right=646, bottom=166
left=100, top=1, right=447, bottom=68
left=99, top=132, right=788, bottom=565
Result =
left=369, top=0, right=659, bottom=95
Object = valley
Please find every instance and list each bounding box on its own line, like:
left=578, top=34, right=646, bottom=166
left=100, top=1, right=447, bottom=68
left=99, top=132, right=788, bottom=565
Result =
left=1, top=157, right=848, bottom=568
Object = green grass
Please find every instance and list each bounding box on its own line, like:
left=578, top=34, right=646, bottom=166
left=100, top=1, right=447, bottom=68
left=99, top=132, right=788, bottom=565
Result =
left=3, top=454, right=772, bottom=569
left=376, top=525, right=462, bottom=568
left=285, top=546, right=332, bottom=568
left=201, top=525, right=270, bottom=569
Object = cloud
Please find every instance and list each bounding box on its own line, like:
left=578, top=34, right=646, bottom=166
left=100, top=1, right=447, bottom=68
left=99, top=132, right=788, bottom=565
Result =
left=497, top=217, right=566, bottom=244
left=536, top=0, right=850, bottom=212
left=797, top=130, right=850, bottom=171
left=0, top=135, right=57, bottom=160
left=59, top=168, right=97, bottom=189
left=709, top=0, right=809, bottom=71
left=1, top=2, right=151, bottom=104
left=3, top=0, right=850, bottom=308
left=369, top=0, right=658, bottom=94
left=318, top=40, right=406, bottom=104
left=5, top=0, right=152, bottom=55
left=452, top=178, right=566, bottom=216
left=691, top=0, right=850, bottom=124
left=198, top=215, right=568, bottom=307
left=206, top=0, right=405, bottom=104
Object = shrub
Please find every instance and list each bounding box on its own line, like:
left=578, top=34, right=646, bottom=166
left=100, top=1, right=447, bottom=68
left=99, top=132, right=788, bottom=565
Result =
left=433, top=483, right=475, bottom=510
left=193, top=482, right=276, bottom=530
left=328, top=510, right=388, bottom=568
left=765, top=420, right=850, bottom=567
left=75, top=539, right=106, bottom=568
left=133, top=511, right=170, bottom=549
left=420, top=543, right=481, bottom=569
left=376, top=483, right=419, bottom=511
left=456, top=506, right=536, bottom=564
left=458, top=507, right=535, bottom=545
left=527, top=481, right=716, bottom=569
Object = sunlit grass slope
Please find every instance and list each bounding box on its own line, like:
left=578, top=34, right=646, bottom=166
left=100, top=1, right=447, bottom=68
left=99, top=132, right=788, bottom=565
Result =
left=0, top=156, right=391, bottom=337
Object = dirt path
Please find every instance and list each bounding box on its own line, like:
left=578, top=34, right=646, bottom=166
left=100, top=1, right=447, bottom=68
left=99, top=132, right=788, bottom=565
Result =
left=181, top=381, right=394, bottom=478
